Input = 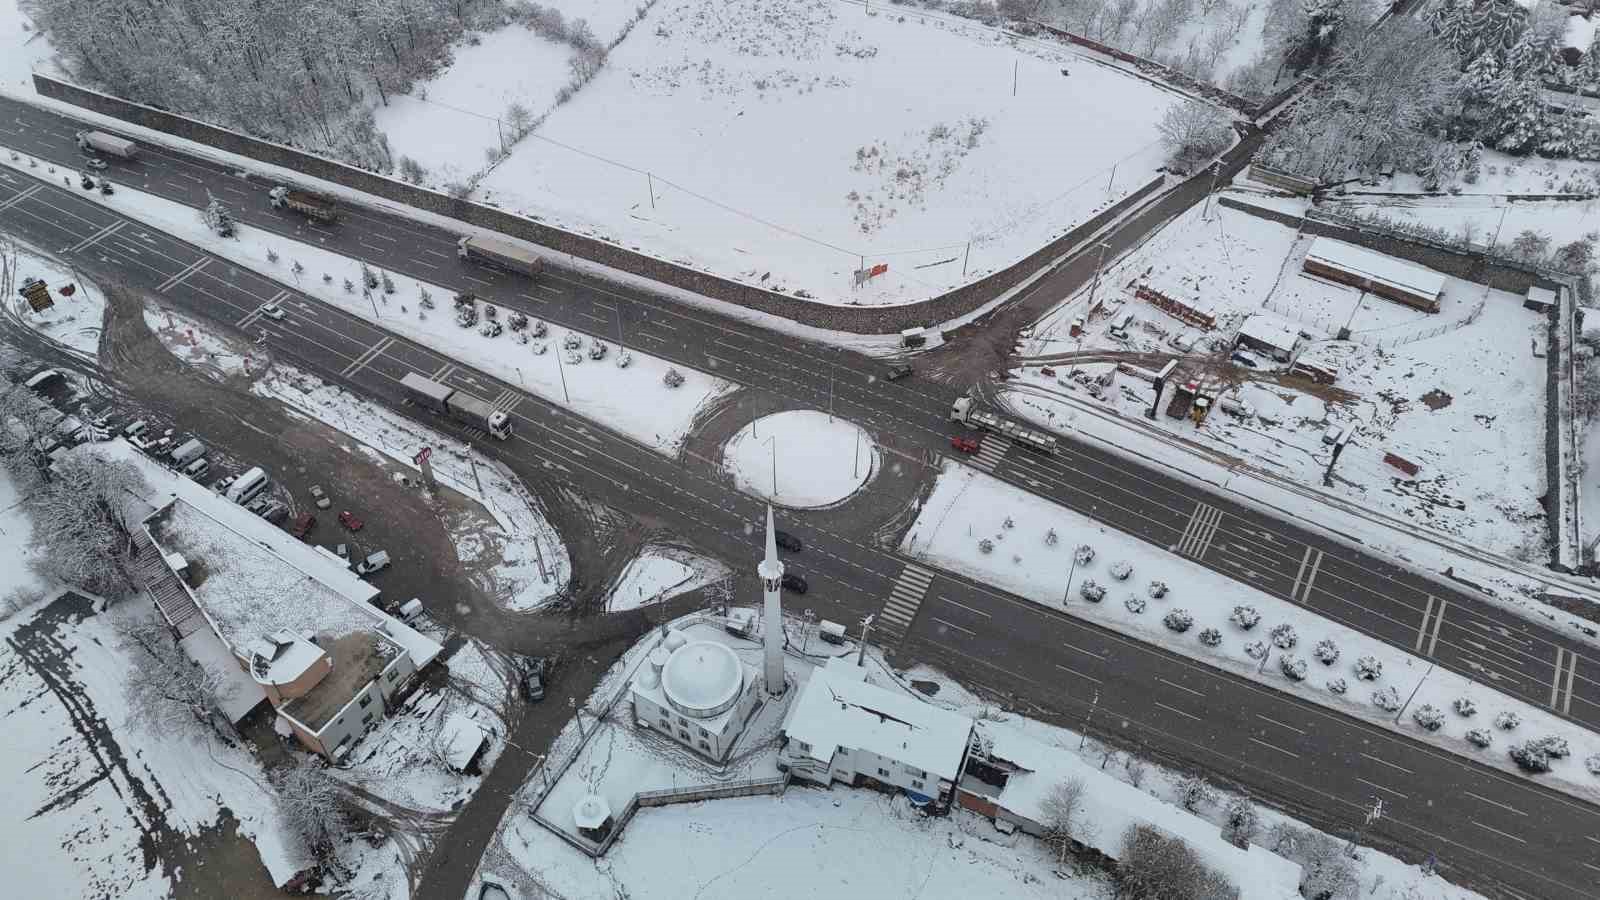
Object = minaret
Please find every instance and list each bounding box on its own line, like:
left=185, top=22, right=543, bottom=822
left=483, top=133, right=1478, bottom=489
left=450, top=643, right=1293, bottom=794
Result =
left=758, top=504, right=786, bottom=696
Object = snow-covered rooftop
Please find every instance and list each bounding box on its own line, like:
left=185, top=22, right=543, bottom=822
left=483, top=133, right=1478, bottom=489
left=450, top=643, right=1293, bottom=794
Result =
left=179, top=626, right=267, bottom=723
left=1236, top=313, right=1300, bottom=353
left=978, top=725, right=1303, bottom=900
left=780, top=657, right=972, bottom=783
left=1566, top=13, right=1596, bottom=54
left=439, top=713, right=489, bottom=773
left=1303, top=237, right=1447, bottom=302
left=250, top=629, right=325, bottom=686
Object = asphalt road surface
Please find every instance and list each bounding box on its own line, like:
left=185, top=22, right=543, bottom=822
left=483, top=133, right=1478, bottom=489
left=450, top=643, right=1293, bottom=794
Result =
left=1, top=105, right=1599, bottom=897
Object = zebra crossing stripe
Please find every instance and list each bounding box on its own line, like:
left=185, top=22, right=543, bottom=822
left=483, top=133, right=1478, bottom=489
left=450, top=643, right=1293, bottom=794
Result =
left=1176, top=503, right=1223, bottom=559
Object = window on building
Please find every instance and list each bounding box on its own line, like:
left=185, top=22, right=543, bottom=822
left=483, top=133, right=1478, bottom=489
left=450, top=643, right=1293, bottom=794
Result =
left=661, top=717, right=672, bottom=729
left=679, top=730, right=691, bottom=741
left=698, top=726, right=708, bottom=738
left=912, top=779, right=924, bottom=789
left=358, top=694, right=372, bottom=709
left=386, top=669, right=400, bottom=682
left=699, top=741, right=710, bottom=751
left=798, top=740, right=811, bottom=753
left=362, top=711, right=375, bottom=725
left=836, top=747, right=848, bottom=756
left=877, top=768, right=890, bottom=778
left=678, top=716, right=689, bottom=727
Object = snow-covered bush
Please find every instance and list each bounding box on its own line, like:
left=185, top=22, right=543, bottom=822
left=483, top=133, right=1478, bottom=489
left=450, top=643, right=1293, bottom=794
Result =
left=1147, top=580, right=1168, bottom=599
left=1080, top=579, right=1105, bottom=603
left=1411, top=705, right=1445, bottom=732
left=663, top=368, right=685, bottom=388
left=1278, top=656, right=1308, bottom=681
left=1371, top=686, right=1402, bottom=712
left=616, top=350, right=633, bottom=369
left=1163, top=609, right=1194, bottom=633
left=1125, top=595, right=1147, bottom=614
left=1509, top=741, right=1553, bottom=773
left=1198, top=627, right=1222, bottom=647
left=1313, top=639, right=1339, bottom=665
left=1244, top=640, right=1267, bottom=660
left=1075, top=545, right=1095, bottom=565
left=1230, top=605, right=1260, bottom=630
left=266, top=248, right=280, bottom=263
left=1003, top=516, right=1015, bottom=529
left=1467, top=728, right=1493, bottom=749
left=1453, top=698, right=1477, bottom=717
left=1495, top=711, right=1521, bottom=731
left=343, top=278, right=354, bottom=293
left=1326, top=678, right=1348, bottom=695
left=1044, top=528, right=1058, bottom=546
left=1269, top=623, right=1297, bottom=650
left=1354, top=656, right=1382, bottom=681
left=1175, top=775, right=1214, bottom=811
left=978, top=538, right=995, bottom=555
left=563, top=332, right=583, bottom=350
left=1109, top=561, right=1132, bottom=580
left=1534, top=736, right=1571, bottom=759
left=1586, top=755, right=1600, bottom=775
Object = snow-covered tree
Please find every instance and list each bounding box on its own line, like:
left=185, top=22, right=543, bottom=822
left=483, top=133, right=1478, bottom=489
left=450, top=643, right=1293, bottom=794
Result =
left=1326, top=677, right=1348, bottom=695
left=1156, top=100, right=1232, bottom=173
left=1371, top=686, right=1402, bottom=712
left=1223, top=795, right=1257, bottom=849
left=24, top=450, right=149, bottom=598
left=1147, top=580, right=1168, bottom=598
left=1118, top=825, right=1238, bottom=900
left=121, top=620, right=230, bottom=738
left=202, top=192, right=236, bottom=237
left=663, top=368, right=685, bottom=388
left=272, top=758, right=354, bottom=861
left=1287, top=829, right=1360, bottom=900
left=1075, top=544, right=1096, bottom=565
left=1453, top=697, right=1477, bottom=717
left=1109, top=560, right=1132, bottom=580
left=1467, top=727, right=1493, bottom=748
left=1586, top=754, right=1600, bottom=775
left=1495, top=710, right=1521, bottom=730
left=1198, top=627, right=1223, bottom=647
left=1125, top=595, right=1147, bottom=614
left=1244, top=639, right=1268, bottom=660
left=1354, top=655, right=1382, bottom=680
left=1162, top=608, right=1193, bottom=632
left=1044, top=528, right=1059, bottom=546
left=1080, top=578, right=1106, bottom=602
left=1412, top=704, right=1445, bottom=731
left=1230, top=605, right=1261, bottom=630
left=1268, top=623, right=1297, bottom=650
left=1040, top=777, right=1092, bottom=868
left=1278, top=655, right=1308, bottom=681
left=1509, top=740, right=1553, bottom=773
left=1313, top=638, right=1339, bottom=665
left=979, top=538, right=995, bottom=554
left=1175, top=774, right=1215, bottom=811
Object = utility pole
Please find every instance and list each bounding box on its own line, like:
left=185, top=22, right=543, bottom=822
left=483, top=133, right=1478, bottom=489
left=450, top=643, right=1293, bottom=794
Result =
left=1393, top=663, right=1434, bottom=725
left=1077, top=688, right=1100, bottom=749
left=466, top=444, right=484, bottom=498
left=1012, top=59, right=1018, bottom=97
left=555, top=343, right=571, bottom=403
left=856, top=615, right=873, bottom=666
left=1202, top=161, right=1222, bottom=219
left=647, top=172, right=656, bottom=210
left=570, top=698, right=586, bottom=740
left=1061, top=549, right=1080, bottom=607
left=1344, top=796, right=1383, bottom=858
left=962, top=240, right=972, bottom=277
left=1086, top=242, right=1111, bottom=309
left=853, top=428, right=861, bottom=479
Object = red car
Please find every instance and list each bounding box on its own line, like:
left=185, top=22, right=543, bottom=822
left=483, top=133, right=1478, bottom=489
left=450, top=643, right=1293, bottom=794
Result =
left=338, top=510, right=364, bottom=531
left=290, top=513, right=316, bottom=540
left=951, top=436, right=979, bottom=454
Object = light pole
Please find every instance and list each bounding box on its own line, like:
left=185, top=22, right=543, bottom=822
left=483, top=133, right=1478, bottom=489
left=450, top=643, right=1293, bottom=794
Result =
left=1202, top=161, right=1222, bottom=219
left=801, top=609, right=816, bottom=656
left=555, top=342, right=571, bottom=404
left=762, top=435, right=778, bottom=498
left=1344, top=796, right=1383, bottom=859
left=1062, top=548, right=1081, bottom=607
left=1086, top=242, right=1111, bottom=309
left=1393, top=663, right=1434, bottom=725
left=856, top=614, right=874, bottom=666
left=1078, top=688, right=1100, bottom=750
left=853, top=428, right=861, bottom=479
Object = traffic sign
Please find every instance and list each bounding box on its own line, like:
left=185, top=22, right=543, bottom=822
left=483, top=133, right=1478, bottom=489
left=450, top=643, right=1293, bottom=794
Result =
left=414, top=446, right=432, bottom=466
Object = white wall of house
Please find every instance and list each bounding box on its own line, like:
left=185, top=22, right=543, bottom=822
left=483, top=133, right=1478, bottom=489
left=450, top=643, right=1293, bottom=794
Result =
left=782, top=740, right=958, bottom=800
left=632, top=679, right=759, bottom=761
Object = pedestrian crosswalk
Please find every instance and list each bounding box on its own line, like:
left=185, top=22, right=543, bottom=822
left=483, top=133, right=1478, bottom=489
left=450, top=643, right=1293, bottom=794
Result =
left=1176, top=501, right=1223, bottom=560
left=877, top=564, right=935, bottom=641
left=969, top=435, right=1008, bottom=473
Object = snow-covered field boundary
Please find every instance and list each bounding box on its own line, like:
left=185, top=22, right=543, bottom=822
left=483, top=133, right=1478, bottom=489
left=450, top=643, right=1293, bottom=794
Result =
left=903, top=460, right=1600, bottom=805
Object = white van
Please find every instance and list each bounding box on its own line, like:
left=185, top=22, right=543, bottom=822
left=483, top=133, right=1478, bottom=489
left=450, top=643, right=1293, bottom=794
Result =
left=397, top=598, right=424, bottom=622
left=182, top=458, right=209, bottom=480
left=225, top=466, right=269, bottom=504
left=169, top=438, right=206, bottom=466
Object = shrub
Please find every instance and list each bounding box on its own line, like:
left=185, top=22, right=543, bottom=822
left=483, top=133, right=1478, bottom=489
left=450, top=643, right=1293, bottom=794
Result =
left=1080, top=579, right=1106, bottom=602
left=1453, top=697, right=1476, bottom=717
left=1163, top=609, right=1193, bottom=633
left=1230, top=605, right=1260, bottom=630
left=1075, top=544, right=1095, bottom=565
left=1372, top=686, right=1402, bottom=712
left=1327, top=678, right=1348, bottom=695
left=1354, top=656, right=1382, bottom=680
left=1534, top=736, right=1571, bottom=759
left=1110, top=561, right=1132, bottom=580
left=663, top=368, right=685, bottom=388
left=1176, top=775, right=1215, bottom=811
left=1044, top=528, right=1058, bottom=546
left=1147, top=580, right=1168, bottom=599
left=1313, top=638, right=1339, bottom=665
left=1125, top=595, right=1147, bottom=614
left=1244, top=640, right=1267, bottom=660
left=978, top=538, right=995, bottom=554
left=1467, top=728, right=1492, bottom=748
left=1278, top=656, right=1308, bottom=681
left=1269, top=623, right=1298, bottom=650
left=1118, top=824, right=1238, bottom=900
left=1586, top=754, right=1600, bottom=775
left=1411, top=704, right=1445, bottom=731
left=1198, top=627, right=1222, bottom=647
left=1495, top=711, right=1521, bottom=731
left=1509, top=741, right=1552, bottom=773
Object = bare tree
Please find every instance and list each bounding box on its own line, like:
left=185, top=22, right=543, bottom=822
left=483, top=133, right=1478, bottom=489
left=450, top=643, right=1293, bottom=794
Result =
left=25, top=450, right=149, bottom=597
left=1204, top=26, right=1233, bottom=74
left=1157, top=100, right=1233, bottom=172
left=1222, top=794, right=1258, bottom=848
left=272, top=757, right=354, bottom=862
left=122, top=620, right=231, bottom=738
left=0, top=380, right=63, bottom=487
left=1119, top=824, right=1240, bottom=900
left=1039, top=777, right=1093, bottom=869
left=1286, top=829, right=1359, bottom=900
left=505, top=100, right=535, bottom=139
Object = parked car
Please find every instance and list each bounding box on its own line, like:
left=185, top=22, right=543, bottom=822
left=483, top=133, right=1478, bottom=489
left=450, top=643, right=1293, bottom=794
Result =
left=338, top=510, right=364, bottom=531
left=522, top=657, right=547, bottom=702
left=290, top=512, right=317, bottom=540
left=1230, top=350, right=1263, bottom=369
left=309, top=484, right=331, bottom=509
left=885, top=364, right=914, bottom=382
left=774, top=530, right=803, bottom=553
left=355, top=550, right=391, bottom=576
left=122, top=419, right=148, bottom=438
left=950, top=436, right=979, bottom=454
left=259, top=502, right=289, bottom=525
left=780, top=572, right=808, bottom=594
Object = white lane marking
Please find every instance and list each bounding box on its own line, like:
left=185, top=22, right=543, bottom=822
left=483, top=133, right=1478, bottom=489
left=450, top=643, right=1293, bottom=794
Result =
left=1428, top=599, right=1447, bottom=657
left=1158, top=677, right=1204, bottom=699
left=1053, top=663, right=1102, bottom=684
left=1414, top=595, right=1436, bottom=652
left=1562, top=651, right=1577, bottom=716
left=1551, top=648, right=1565, bottom=708
left=936, top=595, right=991, bottom=619
left=1464, top=791, right=1526, bottom=817
left=1297, top=550, right=1322, bottom=603
left=1154, top=701, right=1201, bottom=722
left=1063, top=641, right=1105, bottom=660
left=1254, top=714, right=1307, bottom=736
left=1248, top=737, right=1299, bottom=759
left=1289, top=545, right=1311, bottom=601
left=1355, top=777, right=1408, bottom=800
left=1471, top=821, right=1527, bottom=845
left=930, top=617, right=974, bottom=637
left=155, top=257, right=210, bottom=293
left=1359, top=752, right=1413, bottom=775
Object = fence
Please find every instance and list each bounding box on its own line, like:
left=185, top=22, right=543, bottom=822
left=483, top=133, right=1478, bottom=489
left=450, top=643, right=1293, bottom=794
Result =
left=1345, top=297, right=1486, bottom=350
left=31, top=74, right=1168, bottom=335
left=1030, top=22, right=1257, bottom=117
left=588, top=775, right=792, bottom=857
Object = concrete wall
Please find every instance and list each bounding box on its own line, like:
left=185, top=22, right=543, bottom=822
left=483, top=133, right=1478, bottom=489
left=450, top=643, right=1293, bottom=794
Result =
left=33, top=73, right=1165, bottom=335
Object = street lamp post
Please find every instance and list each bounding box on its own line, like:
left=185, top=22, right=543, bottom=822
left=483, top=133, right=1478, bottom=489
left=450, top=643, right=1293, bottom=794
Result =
left=1078, top=688, right=1100, bottom=750
left=763, top=435, right=778, bottom=498
left=1062, top=550, right=1080, bottom=607
left=1086, top=242, right=1111, bottom=309
left=555, top=343, right=571, bottom=404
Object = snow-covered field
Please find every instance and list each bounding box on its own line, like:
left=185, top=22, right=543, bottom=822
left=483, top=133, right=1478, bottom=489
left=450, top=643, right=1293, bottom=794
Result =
left=0, top=146, right=737, bottom=457
left=3, top=235, right=105, bottom=360
left=1017, top=199, right=1551, bottom=560
left=0, top=0, right=55, bottom=93
left=721, top=409, right=878, bottom=508
left=903, top=460, right=1600, bottom=802
left=475, top=0, right=1177, bottom=305
left=605, top=544, right=728, bottom=613
left=0, top=465, right=46, bottom=611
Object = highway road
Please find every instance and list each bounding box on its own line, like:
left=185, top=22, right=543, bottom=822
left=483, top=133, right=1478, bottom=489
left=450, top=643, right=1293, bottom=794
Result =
left=1, top=106, right=1599, bottom=897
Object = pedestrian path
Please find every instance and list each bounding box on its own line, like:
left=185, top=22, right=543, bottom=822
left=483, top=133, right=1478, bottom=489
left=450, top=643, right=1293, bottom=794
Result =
left=877, top=564, right=936, bottom=642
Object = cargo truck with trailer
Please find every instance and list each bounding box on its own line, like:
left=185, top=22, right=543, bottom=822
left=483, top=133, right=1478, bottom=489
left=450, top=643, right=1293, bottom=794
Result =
left=949, top=396, right=1058, bottom=455
left=400, top=372, right=512, bottom=439
left=74, top=131, right=138, bottom=160
left=268, top=186, right=340, bottom=224
left=458, top=235, right=543, bottom=278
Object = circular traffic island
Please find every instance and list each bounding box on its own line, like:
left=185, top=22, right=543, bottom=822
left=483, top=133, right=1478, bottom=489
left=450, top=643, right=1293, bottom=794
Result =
left=721, top=410, right=878, bottom=508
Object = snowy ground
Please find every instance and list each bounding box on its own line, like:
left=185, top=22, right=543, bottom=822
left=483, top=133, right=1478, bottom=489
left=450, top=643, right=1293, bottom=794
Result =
left=3, top=234, right=106, bottom=360
left=605, top=544, right=729, bottom=613
left=0, top=0, right=56, bottom=94
left=0, top=464, right=46, bottom=611
left=475, top=0, right=1177, bottom=306
left=143, top=302, right=258, bottom=378
left=253, top=367, right=571, bottom=613
left=721, top=409, right=878, bottom=508
left=903, top=460, right=1600, bottom=803
left=1042, top=0, right=1269, bottom=88
left=0, top=596, right=310, bottom=898
left=0, top=145, right=738, bottom=458
left=1018, top=199, right=1551, bottom=562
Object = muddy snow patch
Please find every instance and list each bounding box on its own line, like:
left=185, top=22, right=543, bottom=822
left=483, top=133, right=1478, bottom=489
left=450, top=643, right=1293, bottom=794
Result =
left=721, top=409, right=877, bottom=508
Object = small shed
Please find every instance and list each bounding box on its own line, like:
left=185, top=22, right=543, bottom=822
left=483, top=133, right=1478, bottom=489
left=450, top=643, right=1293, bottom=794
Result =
left=1525, top=286, right=1557, bottom=313
left=1234, top=314, right=1300, bottom=362
left=573, top=794, right=615, bottom=843
left=1302, top=238, right=1445, bottom=312
left=439, top=713, right=490, bottom=775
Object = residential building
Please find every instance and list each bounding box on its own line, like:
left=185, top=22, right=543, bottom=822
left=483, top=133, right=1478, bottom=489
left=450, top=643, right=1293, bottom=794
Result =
left=1234, top=313, right=1301, bottom=362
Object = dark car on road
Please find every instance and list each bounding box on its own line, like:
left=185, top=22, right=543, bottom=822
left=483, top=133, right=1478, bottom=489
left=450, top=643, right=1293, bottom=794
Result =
left=522, top=657, right=547, bottom=702
left=775, top=530, right=803, bottom=553
left=780, top=572, right=808, bottom=594
left=886, top=364, right=913, bottom=382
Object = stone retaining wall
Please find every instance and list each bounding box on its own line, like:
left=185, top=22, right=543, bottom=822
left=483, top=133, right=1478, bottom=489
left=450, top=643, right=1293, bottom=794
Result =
left=33, top=73, right=1166, bottom=335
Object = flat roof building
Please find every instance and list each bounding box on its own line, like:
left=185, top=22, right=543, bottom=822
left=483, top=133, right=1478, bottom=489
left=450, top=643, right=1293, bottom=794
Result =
left=1303, top=237, right=1446, bottom=313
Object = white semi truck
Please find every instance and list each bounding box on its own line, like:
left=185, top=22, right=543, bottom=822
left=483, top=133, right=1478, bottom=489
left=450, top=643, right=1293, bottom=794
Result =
left=950, top=396, right=1058, bottom=455
left=74, top=130, right=138, bottom=160
left=458, top=234, right=543, bottom=278
left=400, top=372, right=512, bottom=440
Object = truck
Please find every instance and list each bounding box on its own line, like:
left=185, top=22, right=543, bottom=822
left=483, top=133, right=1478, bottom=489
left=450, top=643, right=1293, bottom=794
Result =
left=268, top=186, right=340, bottom=224
left=458, top=235, right=543, bottom=278
left=74, top=130, right=138, bottom=160
left=400, top=372, right=512, bottom=440
left=169, top=437, right=206, bottom=467
left=949, top=396, right=1057, bottom=455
